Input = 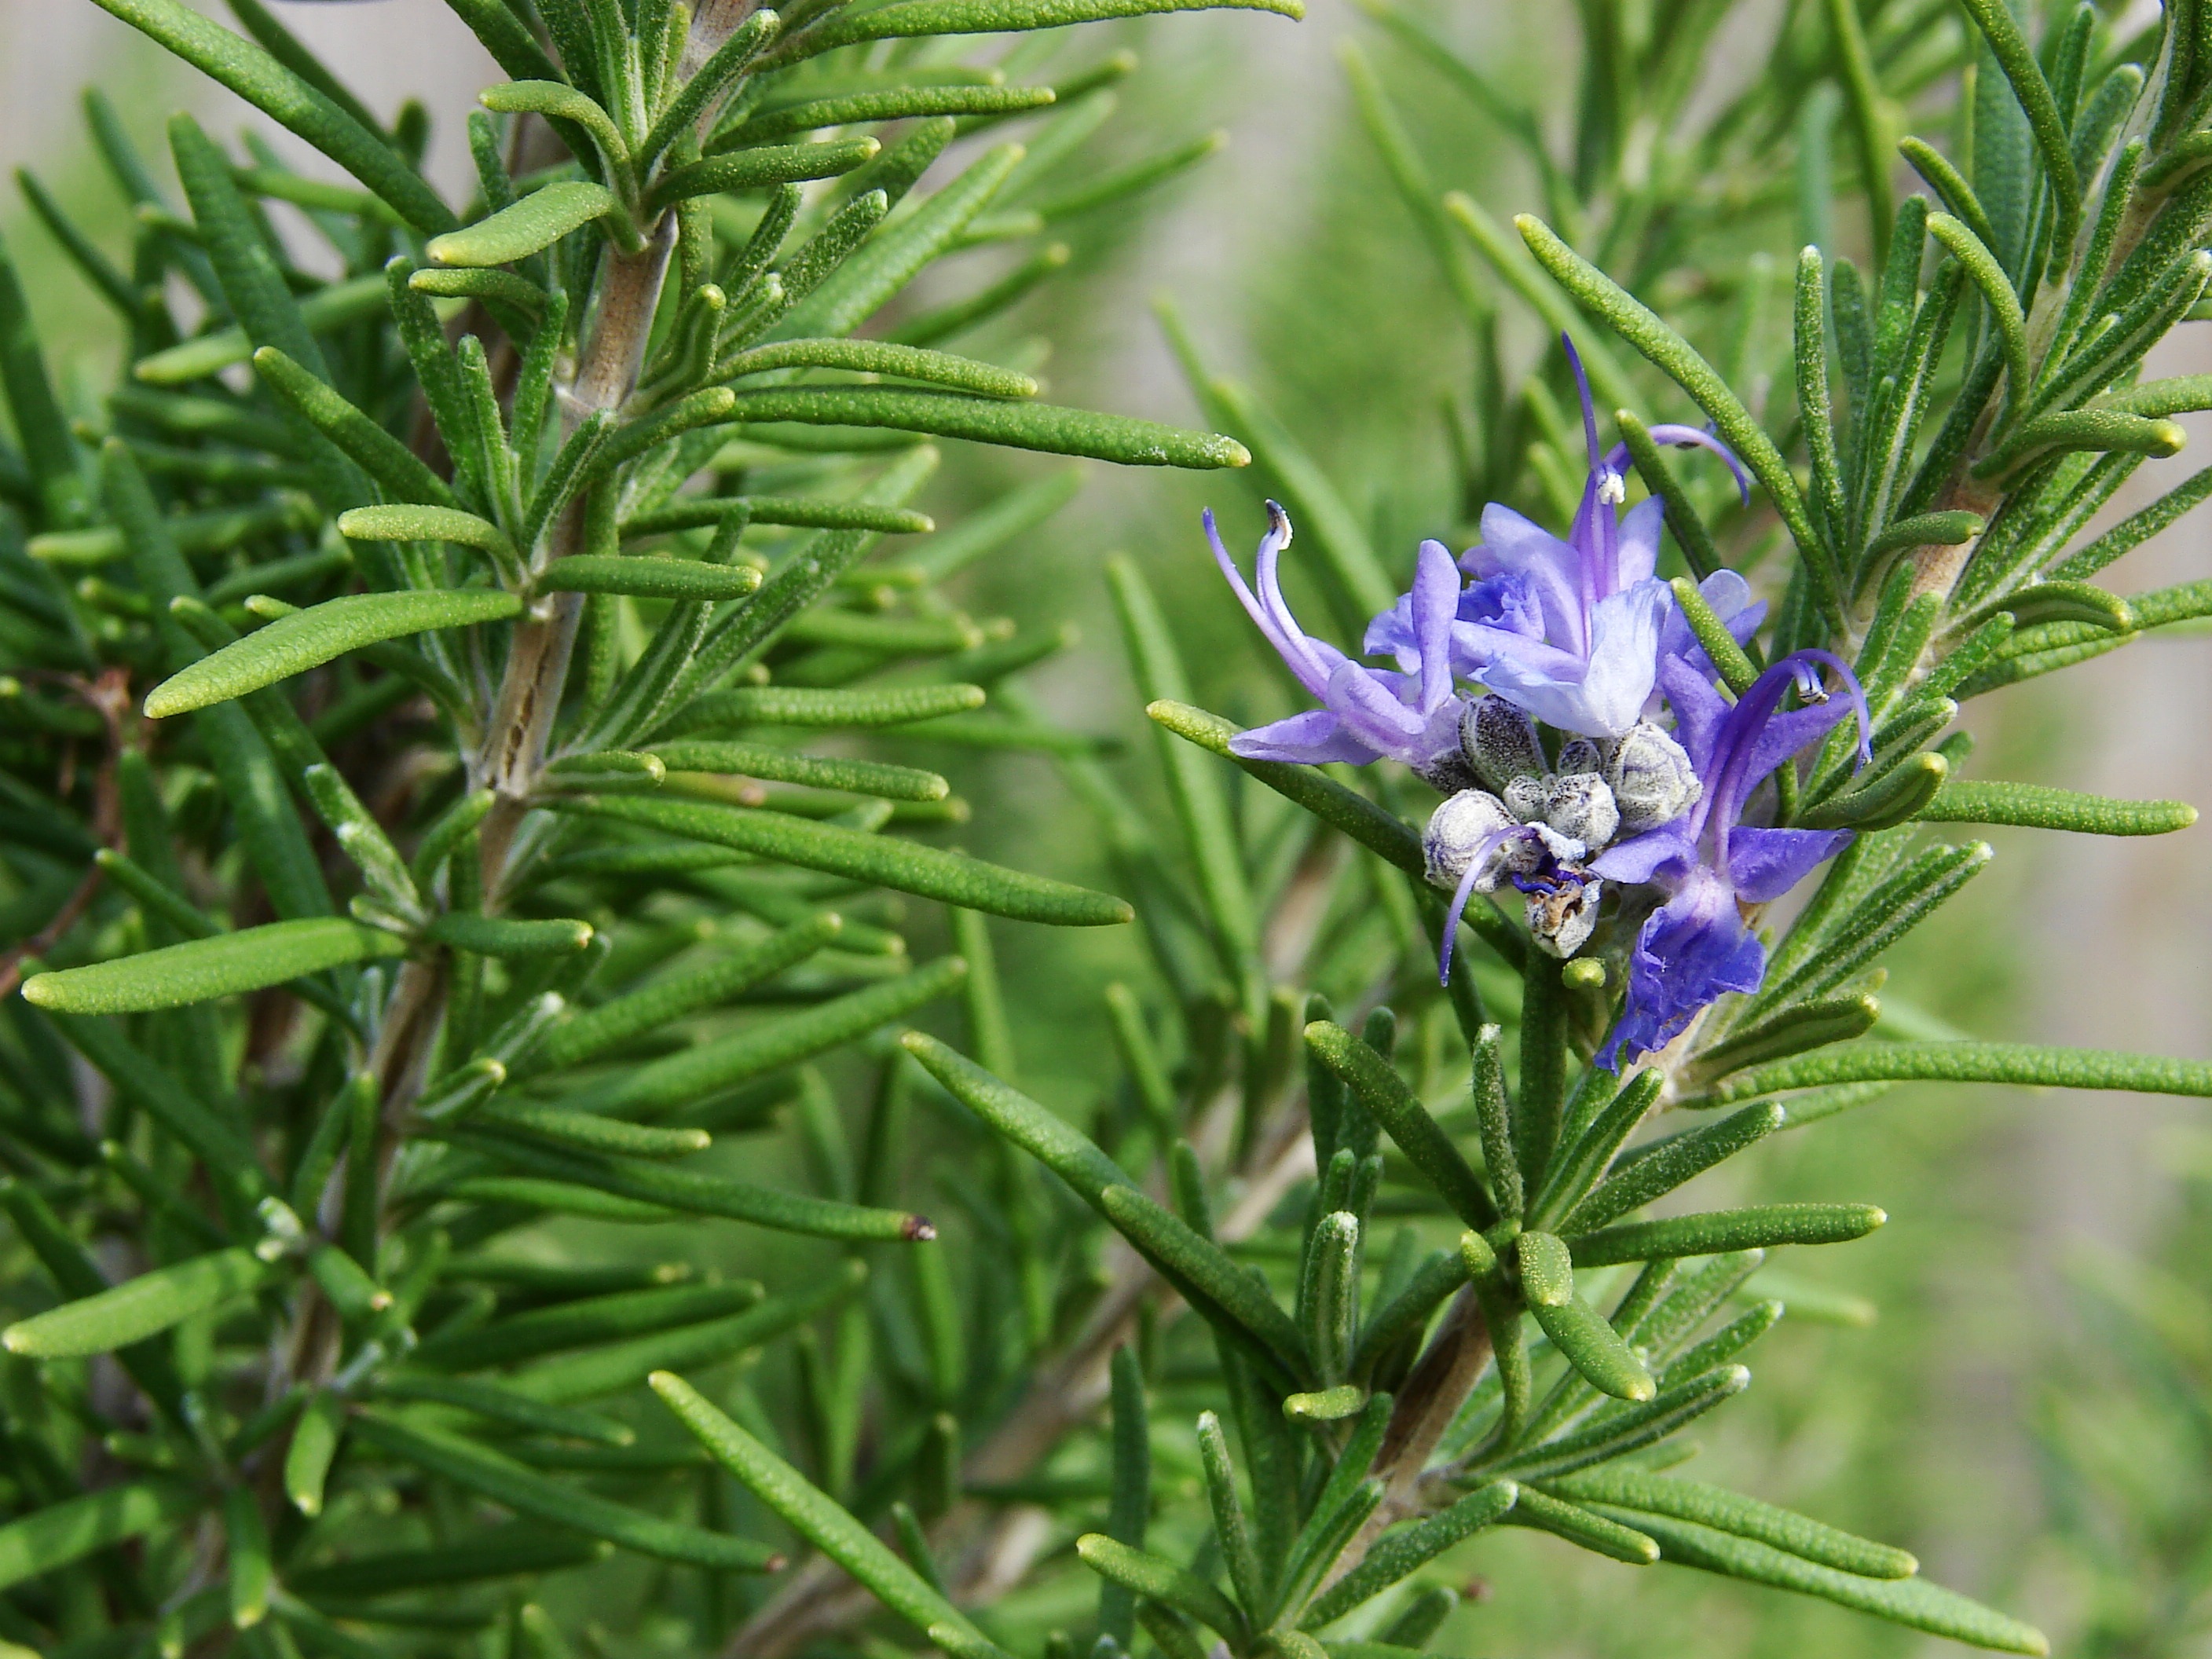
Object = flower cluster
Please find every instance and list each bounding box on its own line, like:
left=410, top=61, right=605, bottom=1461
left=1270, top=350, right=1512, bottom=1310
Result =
left=1209, top=339, right=1868, bottom=1067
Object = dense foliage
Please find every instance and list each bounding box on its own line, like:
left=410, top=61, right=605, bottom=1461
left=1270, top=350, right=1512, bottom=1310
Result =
left=2, top=1, right=2211, bottom=1657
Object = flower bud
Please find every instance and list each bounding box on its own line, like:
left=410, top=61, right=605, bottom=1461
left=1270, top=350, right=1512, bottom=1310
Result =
left=1544, top=772, right=1621, bottom=848
left=1461, top=697, right=1544, bottom=793
left=1502, top=771, right=1621, bottom=851
left=1607, top=721, right=1701, bottom=836
left=1423, top=789, right=1533, bottom=893
left=1557, top=738, right=1605, bottom=776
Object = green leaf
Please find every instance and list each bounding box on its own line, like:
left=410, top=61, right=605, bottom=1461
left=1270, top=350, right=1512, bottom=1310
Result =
left=1917, top=778, right=2197, bottom=834
left=0, top=1479, right=200, bottom=1591
left=672, top=682, right=987, bottom=730
left=452, top=1127, right=932, bottom=1242
left=778, top=0, right=1302, bottom=60
left=145, top=589, right=522, bottom=716
left=427, top=180, right=618, bottom=268
left=651, top=742, right=946, bottom=801
left=339, top=502, right=519, bottom=562
left=1606, top=1507, right=2045, bottom=1653
left=134, top=271, right=394, bottom=385
left=415, top=1278, right=766, bottom=1372
left=648, top=139, right=882, bottom=213
left=723, top=386, right=1246, bottom=467
left=722, top=338, right=1037, bottom=398
left=1685, top=996, right=1884, bottom=1084
left=509, top=1263, right=865, bottom=1405
left=627, top=495, right=934, bottom=537
left=1972, top=580, right=2133, bottom=632
left=899, top=1030, right=1135, bottom=1204
left=1146, top=700, right=1423, bottom=873
left=1304, top=1022, right=1496, bottom=1229
left=478, top=1102, right=711, bottom=1159
left=558, top=793, right=1132, bottom=925
left=1077, top=1535, right=1248, bottom=1647
left=3, top=1246, right=273, bottom=1357
left=252, top=345, right=460, bottom=510
left=352, top=1412, right=779, bottom=1571
left=1925, top=213, right=2030, bottom=412
left=1546, top=1467, right=1914, bottom=1579
left=378, top=1373, right=632, bottom=1445
left=1500, top=1486, right=1660, bottom=1564
left=651, top=1372, right=1013, bottom=1654
left=285, top=1524, right=607, bottom=1597
left=571, top=958, right=969, bottom=1119
left=1101, top=1184, right=1309, bottom=1380
left=1566, top=1204, right=1888, bottom=1266
left=87, top=0, right=456, bottom=233
left=427, top=914, right=595, bottom=958
left=1301, top=1481, right=1518, bottom=1628
left=1794, top=750, right=1950, bottom=832
left=22, top=917, right=407, bottom=1013
left=1558, top=1104, right=1783, bottom=1235
left=526, top=914, right=840, bottom=1074
left=1110, top=557, right=1258, bottom=979
left=1490, top=1365, right=1751, bottom=1484
left=1514, top=214, right=1827, bottom=609
left=284, top=1390, right=344, bottom=1517
left=1517, top=1231, right=1653, bottom=1401
left=1702, top=1040, right=2212, bottom=1101
left=1862, top=509, right=1983, bottom=561
left=478, top=79, right=628, bottom=163
left=1954, top=0, right=2078, bottom=256
left=1665, top=577, right=1756, bottom=694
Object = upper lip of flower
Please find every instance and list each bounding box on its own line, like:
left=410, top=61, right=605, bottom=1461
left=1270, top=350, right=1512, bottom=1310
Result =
left=1207, top=500, right=1464, bottom=771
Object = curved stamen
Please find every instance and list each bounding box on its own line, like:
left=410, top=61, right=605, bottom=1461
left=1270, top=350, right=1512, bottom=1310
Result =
left=1437, top=823, right=1530, bottom=984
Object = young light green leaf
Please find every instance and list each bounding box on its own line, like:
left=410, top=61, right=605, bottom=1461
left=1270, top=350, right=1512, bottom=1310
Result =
left=3, top=1246, right=274, bottom=1357
left=426, top=914, right=595, bottom=958
left=427, top=181, right=617, bottom=268
left=145, top=589, right=521, bottom=716
left=23, top=917, right=407, bottom=1014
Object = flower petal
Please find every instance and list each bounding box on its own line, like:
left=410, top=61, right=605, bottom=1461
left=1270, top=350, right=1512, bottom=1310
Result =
left=1229, top=709, right=1382, bottom=764
left=1727, top=826, right=1854, bottom=903
left=1617, top=496, right=1664, bottom=588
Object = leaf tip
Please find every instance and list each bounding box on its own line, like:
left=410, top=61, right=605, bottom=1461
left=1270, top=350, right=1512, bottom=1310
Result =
left=16, top=974, right=57, bottom=1009
left=903, top=1214, right=937, bottom=1242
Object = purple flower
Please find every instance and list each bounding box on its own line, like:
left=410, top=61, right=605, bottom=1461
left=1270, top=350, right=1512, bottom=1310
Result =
left=1590, top=650, right=1873, bottom=1068
left=1372, top=337, right=1750, bottom=738
left=1210, top=500, right=1466, bottom=780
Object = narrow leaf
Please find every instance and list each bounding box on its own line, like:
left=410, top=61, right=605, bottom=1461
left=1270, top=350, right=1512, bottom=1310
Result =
left=24, top=918, right=406, bottom=1013
left=146, top=590, right=522, bottom=716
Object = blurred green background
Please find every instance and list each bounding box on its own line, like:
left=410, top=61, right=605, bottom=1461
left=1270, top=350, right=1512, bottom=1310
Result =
left=8, top=1, right=2212, bottom=1652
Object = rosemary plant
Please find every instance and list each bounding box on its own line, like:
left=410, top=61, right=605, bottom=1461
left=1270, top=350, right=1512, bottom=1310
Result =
left=3, top=0, right=2212, bottom=1657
